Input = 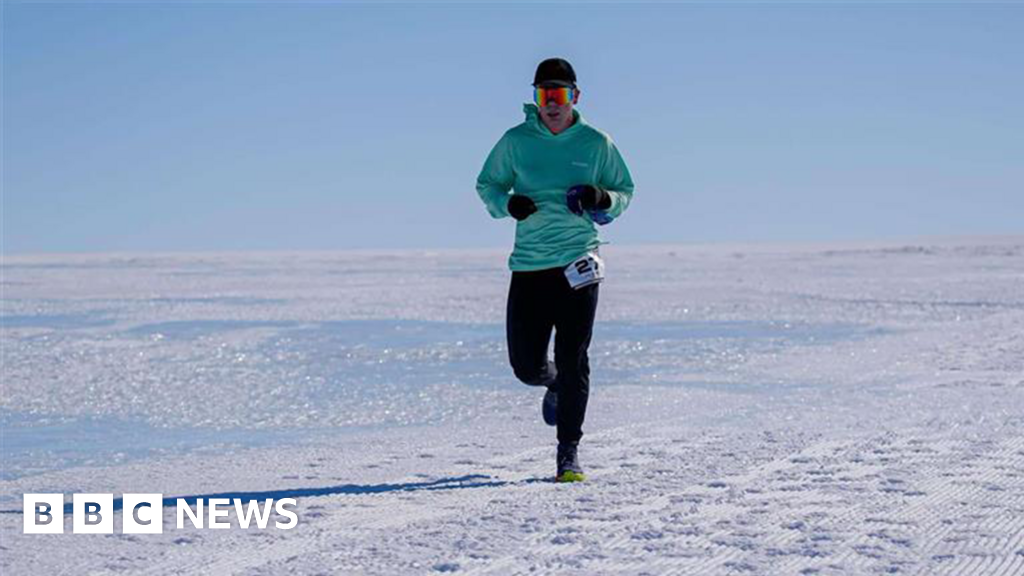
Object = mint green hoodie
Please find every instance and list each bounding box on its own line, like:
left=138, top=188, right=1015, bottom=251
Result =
left=476, top=103, right=635, bottom=271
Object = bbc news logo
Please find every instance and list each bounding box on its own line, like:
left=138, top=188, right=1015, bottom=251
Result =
left=24, top=494, right=298, bottom=534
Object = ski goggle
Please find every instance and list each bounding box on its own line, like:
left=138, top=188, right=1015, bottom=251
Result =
left=534, top=86, right=575, bottom=106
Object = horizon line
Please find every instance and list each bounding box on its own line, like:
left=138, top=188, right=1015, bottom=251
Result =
left=3, top=234, right=1021, bottom=260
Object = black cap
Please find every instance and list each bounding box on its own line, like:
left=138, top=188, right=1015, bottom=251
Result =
left=533, top=58, right=576, bottom=88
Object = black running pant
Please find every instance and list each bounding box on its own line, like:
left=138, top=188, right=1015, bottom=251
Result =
left=506, top=266, right=599, bottom=444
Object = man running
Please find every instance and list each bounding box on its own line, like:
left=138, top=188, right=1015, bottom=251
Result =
left=475, top=57, right=635, bottom=482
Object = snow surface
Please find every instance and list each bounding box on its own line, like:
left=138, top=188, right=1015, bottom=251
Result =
left=2, top=237, right=1023, bottom=574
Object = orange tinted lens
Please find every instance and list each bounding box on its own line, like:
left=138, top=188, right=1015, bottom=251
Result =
left=535, top=87, right=573, bottom=106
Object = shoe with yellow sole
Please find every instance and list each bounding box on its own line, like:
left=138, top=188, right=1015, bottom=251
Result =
left=556, top=442, right=585, bottom=483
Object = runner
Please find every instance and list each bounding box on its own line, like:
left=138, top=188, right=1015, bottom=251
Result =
left=475, top=57, right=636, bottom=482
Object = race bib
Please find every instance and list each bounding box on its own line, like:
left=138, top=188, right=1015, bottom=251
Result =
left=564, top=251, right=606, bottom=290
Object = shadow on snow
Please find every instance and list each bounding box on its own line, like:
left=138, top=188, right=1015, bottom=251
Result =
left=2, top=474, right=553, bottom=515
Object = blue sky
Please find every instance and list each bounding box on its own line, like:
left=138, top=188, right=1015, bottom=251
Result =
left=4, top=2, right=1022, bottom=254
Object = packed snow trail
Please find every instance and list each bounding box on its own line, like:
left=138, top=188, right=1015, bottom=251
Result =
left=2, top=238, right=1022, bottom=574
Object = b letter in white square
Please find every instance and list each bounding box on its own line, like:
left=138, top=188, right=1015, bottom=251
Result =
left=23, top=494, right=64, bottom=534
left=122, top=494, right=163, bottom=534
left=73, top=494, right=114, bottom=534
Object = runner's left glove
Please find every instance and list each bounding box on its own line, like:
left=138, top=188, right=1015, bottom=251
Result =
left=567, top=185, right=614, bottom=225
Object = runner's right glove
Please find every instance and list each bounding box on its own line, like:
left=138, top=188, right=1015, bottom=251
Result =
left=508, top=195, right=538, bottom=221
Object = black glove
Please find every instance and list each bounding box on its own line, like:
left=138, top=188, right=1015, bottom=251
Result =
left=579, top=185, right=612, bottom=211
left=508, top=195, right=538, bottom=221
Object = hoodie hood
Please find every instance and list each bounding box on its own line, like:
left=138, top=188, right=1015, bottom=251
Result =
left=523, top=102, right=586, bottom=138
